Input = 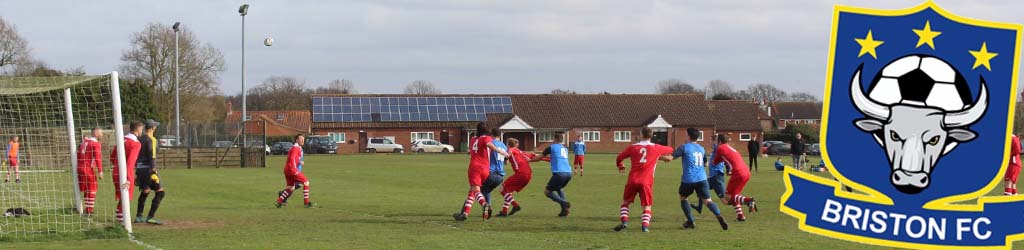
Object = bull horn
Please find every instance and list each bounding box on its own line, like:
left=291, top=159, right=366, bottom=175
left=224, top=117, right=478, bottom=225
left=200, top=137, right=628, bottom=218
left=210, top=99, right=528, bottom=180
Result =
left=850, top=68, right=890, bottom=120
left=944, top=79, right=988, bottom=127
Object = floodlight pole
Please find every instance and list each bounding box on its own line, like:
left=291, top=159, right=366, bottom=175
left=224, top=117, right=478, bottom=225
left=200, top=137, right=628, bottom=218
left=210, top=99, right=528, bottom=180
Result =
left=173, top=22, right=181, bottom=146
left=239, top=4, right=249, bottom=151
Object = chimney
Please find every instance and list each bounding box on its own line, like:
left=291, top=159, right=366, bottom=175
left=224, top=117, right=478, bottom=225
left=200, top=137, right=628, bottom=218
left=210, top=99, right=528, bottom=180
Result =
left=226, top=101, right=234, bottom=115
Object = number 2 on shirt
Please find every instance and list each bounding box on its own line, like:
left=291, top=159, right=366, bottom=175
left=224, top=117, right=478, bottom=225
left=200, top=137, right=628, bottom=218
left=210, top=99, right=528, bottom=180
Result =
left=639, top=147, right=648, bottom=163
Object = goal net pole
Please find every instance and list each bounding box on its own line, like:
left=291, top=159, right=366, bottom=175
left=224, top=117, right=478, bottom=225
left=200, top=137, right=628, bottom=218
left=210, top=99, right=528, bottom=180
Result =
left=64, top=88, right=84, bottom=215
left=109, top=71, right=133, bottom=233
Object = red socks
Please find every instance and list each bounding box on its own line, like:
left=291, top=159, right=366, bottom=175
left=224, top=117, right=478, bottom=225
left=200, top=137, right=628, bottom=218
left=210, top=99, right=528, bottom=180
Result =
left=619, top=205, right=630, bottom=223
left=303, top=185, right=310, bottom=204
left=641, top=209, right=652, bottom=227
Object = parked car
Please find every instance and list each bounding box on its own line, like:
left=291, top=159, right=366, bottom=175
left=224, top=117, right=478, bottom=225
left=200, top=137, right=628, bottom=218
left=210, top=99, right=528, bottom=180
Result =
left=762, top=141, right=783, bottom=155
left=271, top=142, right=293, bottom=155
left=808, top=143, right=821, bottom=156
left=411, top=139, right=454, bottom=153
left=304, top=135, right=338, bottom=154
left=158, top=135, right=179, bottom=147
left=767, top=143, right=792, bottom=155
left=212, top=141, right=234, bottom=148
left=367, top=138, right=404, bottom=153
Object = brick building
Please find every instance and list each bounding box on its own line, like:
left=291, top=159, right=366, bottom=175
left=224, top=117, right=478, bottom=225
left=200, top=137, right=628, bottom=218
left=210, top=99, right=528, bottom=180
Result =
left=771, top=102, right=823, bottom=129
left=311, top=94, right=727, bottom=154
left=707, top=100, right=766, bottom=155
left=225, top=102, right=311, bottom=136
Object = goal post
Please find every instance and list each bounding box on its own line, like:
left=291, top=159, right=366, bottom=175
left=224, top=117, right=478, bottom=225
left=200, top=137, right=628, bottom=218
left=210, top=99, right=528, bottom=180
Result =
left=0, top=72, right=132, bottom=238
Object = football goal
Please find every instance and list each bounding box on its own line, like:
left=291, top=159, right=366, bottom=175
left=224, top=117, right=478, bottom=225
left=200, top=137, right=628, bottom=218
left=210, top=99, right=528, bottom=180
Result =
left=0, top=72, right=133, bottom=239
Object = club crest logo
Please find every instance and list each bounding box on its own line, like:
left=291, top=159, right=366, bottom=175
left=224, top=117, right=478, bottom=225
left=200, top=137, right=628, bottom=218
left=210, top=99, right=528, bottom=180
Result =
left=781, top=2, right=1023, bottom=249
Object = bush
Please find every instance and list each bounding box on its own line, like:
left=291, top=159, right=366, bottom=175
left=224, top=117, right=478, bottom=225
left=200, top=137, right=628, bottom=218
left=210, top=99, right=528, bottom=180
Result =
left=764, top=124, right=820, bottom=143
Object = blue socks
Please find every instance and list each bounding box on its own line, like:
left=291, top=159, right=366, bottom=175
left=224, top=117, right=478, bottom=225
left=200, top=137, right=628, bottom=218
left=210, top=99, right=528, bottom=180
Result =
left=708, top=202, right=722, bottom=216
left=681, top=200, right=694, bottom=222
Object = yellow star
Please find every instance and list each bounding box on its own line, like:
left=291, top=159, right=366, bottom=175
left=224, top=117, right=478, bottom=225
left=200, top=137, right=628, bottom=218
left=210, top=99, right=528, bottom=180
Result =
left=969, top=42, right=998, bottom=71
left=855, top=30, right=884, bottom=59
left=912, top=21, right=941, bottom=50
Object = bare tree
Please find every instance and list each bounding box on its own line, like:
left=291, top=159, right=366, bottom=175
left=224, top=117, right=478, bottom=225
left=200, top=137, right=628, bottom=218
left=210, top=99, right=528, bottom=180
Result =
left=657, top=78, right=697, bottom=94
left=733, top=90, right=754, bottom=101
left=788, top=92, right=819, bottom=102
left=706, top=79, right=734, bottom=98
left=404, top=80, right=441, bottom=95
left=0, top=17, right=30, bottom=73
left=315, top=78, right=357, bottom=94
left=248, top=76, right=311, bottom=110
left=747, top=83, right=787, bottom=103
left=119, top=23, right=225, bottom=122
left=550, top=89, right=577, bottom=94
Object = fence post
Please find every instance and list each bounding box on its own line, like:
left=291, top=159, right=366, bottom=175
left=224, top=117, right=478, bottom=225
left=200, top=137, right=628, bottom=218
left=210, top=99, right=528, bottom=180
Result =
left=262, top=120, right=267, bottom=168
left=187, top=143, right=192, bottom=169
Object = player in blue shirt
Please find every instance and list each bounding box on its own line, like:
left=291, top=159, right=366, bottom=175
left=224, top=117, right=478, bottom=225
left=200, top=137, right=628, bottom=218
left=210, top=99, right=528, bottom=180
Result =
left=480, top=130, right=508, bottom=206
left=572, top=135, right=586, bottom=176
left=691, top=142, right=729, bottom=215
left=670, top=128, right=727, bottom=230
left=532, top=132, right=573, bottom=217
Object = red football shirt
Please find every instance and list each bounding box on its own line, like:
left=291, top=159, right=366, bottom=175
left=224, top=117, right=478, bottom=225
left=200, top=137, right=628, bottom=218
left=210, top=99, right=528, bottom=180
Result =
left=109, top=134, right=140, bottom=183
left=507, top=147, right=533, bottom=175
left=77, top=137, right=103, bottom=174
left=1010, top=135, right=1021, bottom=167
left=714, top=143, right=750, bottom=177
left=284, top=144, right=303, bottom=175
left=469, top=135, right=493, bottom=170
left=616, top=141, right=674, bottom=185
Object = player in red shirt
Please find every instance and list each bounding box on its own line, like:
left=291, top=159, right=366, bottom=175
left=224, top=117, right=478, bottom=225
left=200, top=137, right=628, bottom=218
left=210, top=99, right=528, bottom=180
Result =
left=77, top=127, right=104, bottom=215
left=712, top=134, right=758, bottom=221
left=1004, top=134, right=1022, bottom=195
left=454, top=122, right=509, bottom=221
left=275, top=134, right=316, bottom=208
left=497, top=138, right=533, bottom=217
left=109, top=121, right=143, bottom=224
left=613, top=128, right=675, bottom=232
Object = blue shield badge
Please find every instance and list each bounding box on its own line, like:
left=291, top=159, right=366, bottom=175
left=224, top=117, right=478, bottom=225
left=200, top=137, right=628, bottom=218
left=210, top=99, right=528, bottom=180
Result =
left=781, top=2, right=1023, bottom=249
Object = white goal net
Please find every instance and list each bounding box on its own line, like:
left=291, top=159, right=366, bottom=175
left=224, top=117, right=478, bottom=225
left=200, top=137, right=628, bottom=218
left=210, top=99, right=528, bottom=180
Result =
left=0, top=73, right=132, bottom=239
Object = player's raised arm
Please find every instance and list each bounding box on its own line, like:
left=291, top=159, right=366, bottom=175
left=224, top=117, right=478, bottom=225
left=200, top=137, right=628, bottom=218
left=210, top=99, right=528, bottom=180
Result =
left=615, top=147, right=631, bottom=173
left=530, top=146, right=550, bottom=162
left=486, top=142, right=509, bottom=157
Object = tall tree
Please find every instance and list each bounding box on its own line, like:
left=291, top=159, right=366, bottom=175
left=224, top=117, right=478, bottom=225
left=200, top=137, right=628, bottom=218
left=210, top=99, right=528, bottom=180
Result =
left=315, top=78, right=357, bottom=94
left=404, top=80, right=441, bottom=95
left=247, top=76, right=311, bottom=110
left=119, top=78, right=163, bottom=122
left=119, top=22, right=225, bottom=123
left=706, top=79, right=734, bottom=98
left=788, top=92, right=819, bottom=102
left=747, top=83, right=787, bottom=103
left=656, top=78, right=697, bottom=94
left=0, top=17, right=30, bottom=72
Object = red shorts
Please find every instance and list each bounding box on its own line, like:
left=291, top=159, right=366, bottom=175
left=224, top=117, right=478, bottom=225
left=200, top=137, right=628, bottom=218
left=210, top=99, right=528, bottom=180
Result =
left=726, top=174, right=750, bottom=195
left=468, top=168, right=490, bottom=187
left=574, top=155, right=585, bottom=166
left=6, top=157, right=16, bottom=167
left=77, top=168, right=98, bottom=193
left=112, top=174, right=135, bottom=200
left=501, top=174, right=532, bottom=193
left=1005, top=165, right=1021, bottom=182
left=623, top=182, right=654, bottom=206
left=286, top=172, right=309, bottom=187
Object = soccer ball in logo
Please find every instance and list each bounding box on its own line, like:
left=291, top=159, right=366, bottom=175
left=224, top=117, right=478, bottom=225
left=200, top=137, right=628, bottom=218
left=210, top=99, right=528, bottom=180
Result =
left=867, top=55, right=973, bottom=111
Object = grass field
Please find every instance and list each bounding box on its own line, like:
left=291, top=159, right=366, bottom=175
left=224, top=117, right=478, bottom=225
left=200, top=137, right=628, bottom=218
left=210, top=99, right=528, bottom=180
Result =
left=2, top=153, right=1022, bottom=249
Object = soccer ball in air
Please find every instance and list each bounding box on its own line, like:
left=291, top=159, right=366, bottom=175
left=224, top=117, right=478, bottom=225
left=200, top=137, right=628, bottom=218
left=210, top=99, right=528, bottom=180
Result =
left=867, top=54, right=973, bottom=111
left=264, top=37, right=274, bottom=47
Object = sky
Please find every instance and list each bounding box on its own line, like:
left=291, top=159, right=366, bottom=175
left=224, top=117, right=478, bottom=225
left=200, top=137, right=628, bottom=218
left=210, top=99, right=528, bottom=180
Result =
left=2, top=0, right=1023, bottom=96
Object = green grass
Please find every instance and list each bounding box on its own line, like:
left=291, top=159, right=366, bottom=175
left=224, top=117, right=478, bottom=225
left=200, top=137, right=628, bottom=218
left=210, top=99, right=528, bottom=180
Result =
left=2, top=153, right=1021, bottom=249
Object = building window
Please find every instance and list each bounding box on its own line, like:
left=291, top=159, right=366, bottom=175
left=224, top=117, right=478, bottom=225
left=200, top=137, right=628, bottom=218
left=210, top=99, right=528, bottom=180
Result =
left=276, top=114, right=286, bottom=120
left=614, top=131, right=631, bottom=142
left=538, top=132, right=554, bottom=142
left=328, top=132, right=346, bottom=142
left=244, top=114, right=252, bottom=121
left=411, top=132, right=434, bottom=142
left=739, top=133, right=752, bottom=141
left=698, top=131, right=705, bottom=141
left=581, top=131, right=600, bottom=142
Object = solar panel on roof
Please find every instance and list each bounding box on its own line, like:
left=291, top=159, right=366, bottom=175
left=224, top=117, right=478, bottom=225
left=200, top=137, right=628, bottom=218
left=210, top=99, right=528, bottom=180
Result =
left=312, top=96, right=514, bottom=122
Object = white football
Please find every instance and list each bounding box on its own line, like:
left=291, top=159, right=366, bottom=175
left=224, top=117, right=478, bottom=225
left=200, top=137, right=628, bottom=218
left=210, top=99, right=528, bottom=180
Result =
left=264, top=37, right=274, bottom=46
